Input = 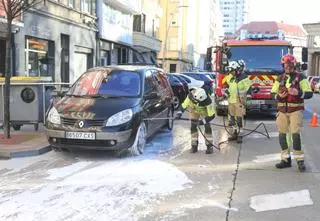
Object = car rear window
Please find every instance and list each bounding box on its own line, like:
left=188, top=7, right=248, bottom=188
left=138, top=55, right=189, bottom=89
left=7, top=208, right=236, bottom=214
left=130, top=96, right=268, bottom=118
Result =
left=178, top=75, right=191, bottom=83
left=67, top=70, right=141, bottom=97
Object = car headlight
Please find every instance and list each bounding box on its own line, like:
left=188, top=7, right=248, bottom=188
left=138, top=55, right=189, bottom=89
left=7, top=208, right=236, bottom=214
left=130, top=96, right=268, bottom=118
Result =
left=47, top=107, right=61, bottom=124
left=106, top=109, right=133, bottom=127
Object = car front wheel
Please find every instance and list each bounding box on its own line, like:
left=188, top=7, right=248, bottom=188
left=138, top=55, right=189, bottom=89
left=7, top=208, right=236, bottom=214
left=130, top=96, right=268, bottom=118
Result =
left=129, top=122, right=147, bottom=156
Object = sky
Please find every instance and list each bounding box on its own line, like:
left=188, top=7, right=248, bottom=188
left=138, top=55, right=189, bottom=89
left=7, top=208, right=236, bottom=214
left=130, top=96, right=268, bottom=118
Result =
left=247, top=0, right=320, bottom=26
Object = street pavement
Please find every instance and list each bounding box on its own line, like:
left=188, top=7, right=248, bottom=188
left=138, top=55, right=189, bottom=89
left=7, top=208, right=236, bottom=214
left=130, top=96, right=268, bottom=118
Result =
left=0, top=94, right=319, bottom=221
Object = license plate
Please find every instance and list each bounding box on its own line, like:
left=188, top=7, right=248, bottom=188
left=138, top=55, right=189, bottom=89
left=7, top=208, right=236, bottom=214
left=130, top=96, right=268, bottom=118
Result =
left=66, top=132, right=95, bottom=140
left=249, top=100, right=265, bottom=105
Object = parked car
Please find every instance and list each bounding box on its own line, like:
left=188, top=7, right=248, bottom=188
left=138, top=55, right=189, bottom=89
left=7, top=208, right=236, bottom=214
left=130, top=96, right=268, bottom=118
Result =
left=171, top=73, right=204, bottom=89
left=310, top=76, right=320, bottom=92
left=314, top=82, right=320, bottom=93
left=181, top=72, right=214, bottom=94
left=167, top=74, right=188, bottom=109
left=198, top=71, right=216, bottom=80
left=45, top=65, right=174, bottom=155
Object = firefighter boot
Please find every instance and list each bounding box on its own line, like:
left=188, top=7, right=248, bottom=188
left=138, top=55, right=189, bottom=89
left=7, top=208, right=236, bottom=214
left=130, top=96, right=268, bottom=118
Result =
left=275, top=157, right=292, bottom=169
left=190, top=141, right=198, bottom=153
left=205, top=145, right=214, bottom=154
left=228, top=131, right=237, bottom=141
left=228, top=116, right=235, bottom=126
left=297, top=160, right=306, bottom=172
left=236, top=135, right=242, bottom=143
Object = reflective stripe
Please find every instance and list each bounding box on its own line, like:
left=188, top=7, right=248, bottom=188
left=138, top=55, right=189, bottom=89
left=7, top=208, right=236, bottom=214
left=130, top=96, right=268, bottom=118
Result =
left=293, top=150, right=304, bottom=160
left=281, top=150, right=290, bottom=160
left=277, top=103, right=304, bottom=107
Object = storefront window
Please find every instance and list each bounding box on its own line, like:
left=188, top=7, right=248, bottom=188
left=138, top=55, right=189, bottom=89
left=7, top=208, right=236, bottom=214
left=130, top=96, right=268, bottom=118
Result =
left=25, top=37, right=55, bottom=78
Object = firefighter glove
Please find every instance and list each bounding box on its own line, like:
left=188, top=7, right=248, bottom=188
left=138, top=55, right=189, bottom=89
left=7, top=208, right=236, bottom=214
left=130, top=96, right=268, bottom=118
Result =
left=288, top=88, right=299, bottom=96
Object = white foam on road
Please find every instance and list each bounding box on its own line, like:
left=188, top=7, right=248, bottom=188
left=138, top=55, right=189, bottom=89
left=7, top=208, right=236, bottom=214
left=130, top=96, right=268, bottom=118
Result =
left=250, top=189, right=313, bottom=212
left=47, top=161, right=92, bottom=180
left=253, top=153, right=297, bottom=163
left=253, top=153, right=280, bottom=163
left=0, top=159, right=192, bottom=221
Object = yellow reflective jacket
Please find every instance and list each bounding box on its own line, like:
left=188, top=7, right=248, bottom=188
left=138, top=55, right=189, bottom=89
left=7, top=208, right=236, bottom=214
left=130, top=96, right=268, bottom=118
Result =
left=271, top=74, right=312, bottom=94
left=181, top=96, right=215, bottom=117
left=225, top=74, right=252, bottom=104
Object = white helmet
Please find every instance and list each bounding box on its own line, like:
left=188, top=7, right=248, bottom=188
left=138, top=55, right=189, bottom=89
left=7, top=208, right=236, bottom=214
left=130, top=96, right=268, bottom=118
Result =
left=193, top=88, right=207, bottom=102
left=237, top=60, right=245, bottom=69
left=228, top=61, right=241, bottom=72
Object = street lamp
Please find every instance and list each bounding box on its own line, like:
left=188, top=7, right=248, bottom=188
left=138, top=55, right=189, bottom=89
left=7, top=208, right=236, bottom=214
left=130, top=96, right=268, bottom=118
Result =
left=162, top=5, right=188, bottom=72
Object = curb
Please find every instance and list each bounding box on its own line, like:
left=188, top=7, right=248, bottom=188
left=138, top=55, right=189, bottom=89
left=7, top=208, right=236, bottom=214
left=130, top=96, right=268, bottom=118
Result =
left=0, top=145, right=52, bottom=159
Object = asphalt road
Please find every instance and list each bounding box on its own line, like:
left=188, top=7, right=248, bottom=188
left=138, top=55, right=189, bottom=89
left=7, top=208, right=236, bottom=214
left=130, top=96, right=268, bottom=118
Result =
left=0, top=94, right=319, bottom=221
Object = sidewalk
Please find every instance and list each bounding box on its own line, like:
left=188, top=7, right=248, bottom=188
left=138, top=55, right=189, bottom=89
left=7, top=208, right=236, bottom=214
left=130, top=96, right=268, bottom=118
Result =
left=0, top=124, right=51, bottom=159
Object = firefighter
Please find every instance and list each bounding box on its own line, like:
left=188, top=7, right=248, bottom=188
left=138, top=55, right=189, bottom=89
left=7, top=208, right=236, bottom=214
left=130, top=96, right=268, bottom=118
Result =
left=271, top=54, right=313, bottom=172
left=175, top=87, right=215, bottom=154
left=224, top=60, right=254, bottom=143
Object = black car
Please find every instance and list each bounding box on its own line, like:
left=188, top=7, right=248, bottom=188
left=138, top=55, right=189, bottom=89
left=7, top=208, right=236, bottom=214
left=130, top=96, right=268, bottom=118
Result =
left=45, top=66, right=174, bottom=155
left=170, top=73, right=189, bottom=92
left=167, top=74, right=188, bottom=109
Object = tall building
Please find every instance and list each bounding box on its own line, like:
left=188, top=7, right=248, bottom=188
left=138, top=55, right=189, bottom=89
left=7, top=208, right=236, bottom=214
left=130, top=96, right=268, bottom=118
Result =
left=158, top=0, right=192, bottom=73
left=96, top=0, right=141, bottom=67
left=158, top=0, right=219, bottom=72
left=219, top=0, right=248, bottom=37
left=132, top=0, right=162, bottom=64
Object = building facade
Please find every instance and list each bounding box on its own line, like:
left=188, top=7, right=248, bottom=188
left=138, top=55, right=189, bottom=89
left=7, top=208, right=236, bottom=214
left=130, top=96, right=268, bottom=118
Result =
left=159, top=0, right=215, bottom=73
left=96, top=0, right=141, bottom=66
left=12, top=0, right=97, bottom=83
left=219, top=0, right=248, bottom=37
left=303, top=23, right=320, bottom=76
left=132, top=0, right=162, bottom=64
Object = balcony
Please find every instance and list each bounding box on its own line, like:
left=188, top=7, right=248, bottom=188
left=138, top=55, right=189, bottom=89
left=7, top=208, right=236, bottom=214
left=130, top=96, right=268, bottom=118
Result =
left=133, top=32, right=161, bottom=52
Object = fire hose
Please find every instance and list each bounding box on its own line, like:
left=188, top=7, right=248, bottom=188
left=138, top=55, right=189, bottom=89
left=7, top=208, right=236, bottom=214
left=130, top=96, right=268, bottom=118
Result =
left=143, top=115, right=270, bottom=151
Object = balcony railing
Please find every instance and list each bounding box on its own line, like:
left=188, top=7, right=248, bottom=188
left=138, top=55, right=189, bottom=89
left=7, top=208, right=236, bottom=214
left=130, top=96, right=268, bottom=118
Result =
left=133, top=32, right=161, bottom=52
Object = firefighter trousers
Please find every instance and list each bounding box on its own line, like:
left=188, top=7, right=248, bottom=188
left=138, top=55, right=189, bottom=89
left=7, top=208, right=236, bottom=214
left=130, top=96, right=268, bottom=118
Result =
left=190, top=110, right=213, bottom=148
left=276, top=111, right=304, bottom=162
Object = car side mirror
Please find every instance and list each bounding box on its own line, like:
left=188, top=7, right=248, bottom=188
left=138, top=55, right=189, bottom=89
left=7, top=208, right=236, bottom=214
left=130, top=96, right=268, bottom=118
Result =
left=144, top=92, right=158, bottom=100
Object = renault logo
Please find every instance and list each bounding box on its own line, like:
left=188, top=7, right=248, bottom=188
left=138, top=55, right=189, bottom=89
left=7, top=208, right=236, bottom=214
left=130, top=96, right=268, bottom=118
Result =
left=78, top=121, right=84, bottom=128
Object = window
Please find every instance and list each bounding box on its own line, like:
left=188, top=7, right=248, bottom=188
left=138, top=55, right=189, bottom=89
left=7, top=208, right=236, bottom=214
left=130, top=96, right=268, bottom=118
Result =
left=68, top=0, right=74, bottom=8
left=133, top=14, right=146, bottom=33
left=228, top=45, right=290, bottom=71
left=169, top=64, right=176, bottom=73
left=117, top=48, right=128, bottom=64
left=81, top=0, right=91, bottom=14
left=25, top=36, right=55, bottom=78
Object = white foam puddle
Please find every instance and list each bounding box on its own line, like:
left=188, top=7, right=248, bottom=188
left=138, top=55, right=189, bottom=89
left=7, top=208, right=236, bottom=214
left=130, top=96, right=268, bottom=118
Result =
left=0, top=159, right=192, bottom=221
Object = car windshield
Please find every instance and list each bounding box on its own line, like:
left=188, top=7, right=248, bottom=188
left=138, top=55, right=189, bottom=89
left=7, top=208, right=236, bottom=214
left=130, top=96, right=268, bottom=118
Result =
left=229, top=45, right=289, bottom=72
left=67, top=69, right=141, bottom=97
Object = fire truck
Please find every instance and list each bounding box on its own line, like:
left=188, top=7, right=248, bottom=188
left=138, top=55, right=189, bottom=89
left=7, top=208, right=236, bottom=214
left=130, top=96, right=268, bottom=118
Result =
left=210, top=32, right=297, bottom=115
